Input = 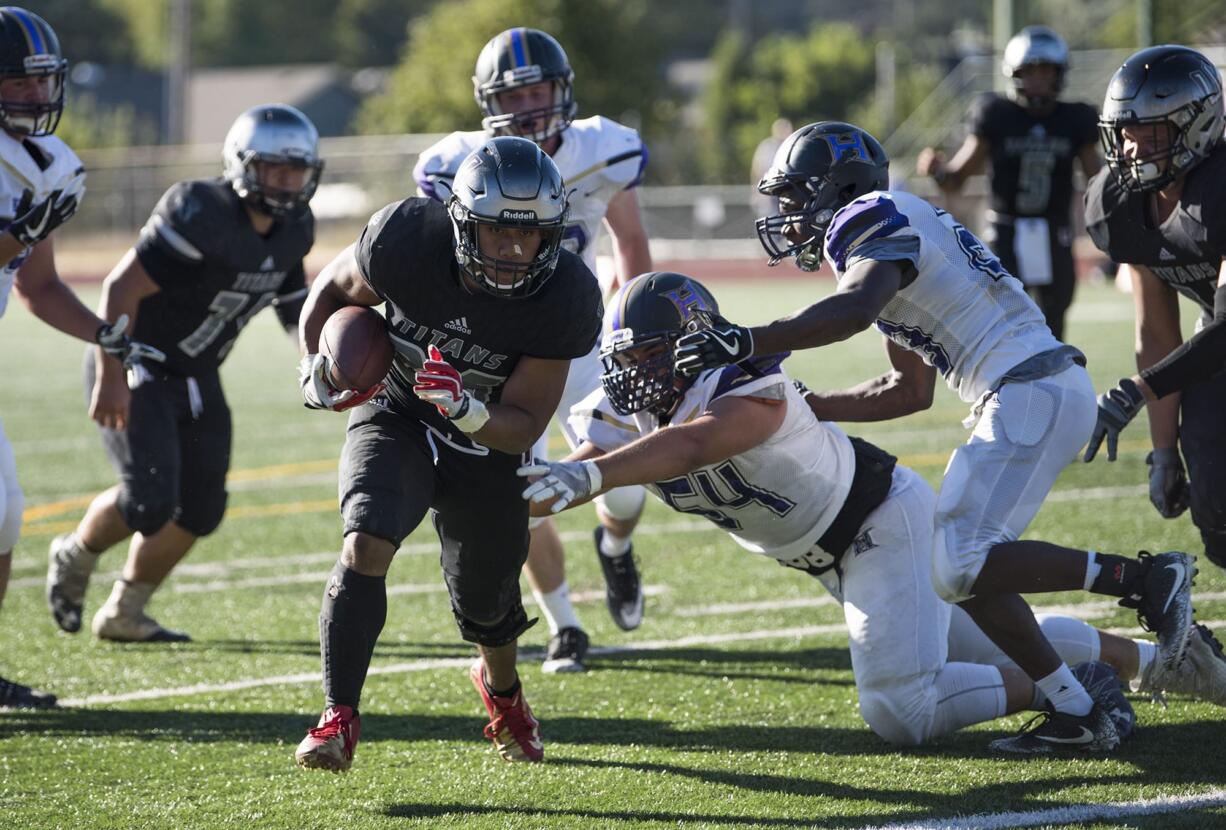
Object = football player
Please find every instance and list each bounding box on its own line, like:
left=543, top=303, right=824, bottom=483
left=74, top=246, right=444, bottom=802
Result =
left=521, top=272, right=1226, bottom=747
left=0, top=7, right=150, bottom=707
left=293, top=136, right=602, bottom=770
left=414, top=28, right=652, bottom=673
left=1081, top=46, right=1226, bottom=577
left=674, top=122, right=1202, bottom=753
left=44, top=104, right=322, bottom=642
left=918, top=26, right=1100, bottom=342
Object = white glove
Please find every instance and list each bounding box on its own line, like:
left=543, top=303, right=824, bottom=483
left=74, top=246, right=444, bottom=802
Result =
left=517, top=458, right=604, bottom=512
left=298, top=353, right=382, bottom=412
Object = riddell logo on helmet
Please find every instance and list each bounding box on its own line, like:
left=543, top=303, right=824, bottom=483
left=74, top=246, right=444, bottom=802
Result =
left=500, top=209, right=537, bottom=221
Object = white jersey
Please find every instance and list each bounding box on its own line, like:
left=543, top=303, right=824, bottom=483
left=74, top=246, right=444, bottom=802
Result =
left=823, top=190, right=1061, bottom=402
left=569, top=356, right=855, bottom=560
left=413, top=115, right=646, bottom=273
left=0, top=131, right=84, bottom=318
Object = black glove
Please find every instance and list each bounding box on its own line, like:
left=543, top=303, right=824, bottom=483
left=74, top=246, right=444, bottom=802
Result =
left=95, top=314, right=166, bottom=368
left=7, top=179, right=83, bottom=248
left=674, top=314, right=754, bottom=377
left=1083, top=378, right=1146, bottom=462
left=1146, top=448, right=1190, bottom=519
left=792, top=378, right=812, bottom=397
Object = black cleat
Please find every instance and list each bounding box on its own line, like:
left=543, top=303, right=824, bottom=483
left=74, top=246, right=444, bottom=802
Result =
left=0, top=675, right=57, bottom=709
left=1135, top=551, right=1196, bottom=670
left=542, top=626, right=589, bottom=674
left=990, top=660, right=1132, bottom=754
left=594, top=527, right=643, bottom=631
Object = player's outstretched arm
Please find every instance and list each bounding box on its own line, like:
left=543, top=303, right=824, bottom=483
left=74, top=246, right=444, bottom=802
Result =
left=520, top=395, right=785, bottom=513
left=603, top=188, right=652, bottom=291
left=797, top=337, right=936, bottom=423
left=917, top=135, right=988, bottom=193
left=13, top=240, right=115, bottom=345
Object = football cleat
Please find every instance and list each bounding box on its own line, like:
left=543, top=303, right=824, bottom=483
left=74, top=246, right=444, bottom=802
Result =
left=1137, top=623, right=1226, bottom=707
left=295, top=705, right=361, bottom=772
left=470, top=661, right=544, bottom=762
left=1133, top=551, right=1196, bottom=670
left=92, top=582, right=191, bottom=643
left=990, top=661, right=1131, bottom=754
left=0, top=675, right=57, bottom=709
left=594, top=527, right=643, bottom=631
left=542, top=626, right=589, bottom=674
left=46, top=533, right=99, bottom=633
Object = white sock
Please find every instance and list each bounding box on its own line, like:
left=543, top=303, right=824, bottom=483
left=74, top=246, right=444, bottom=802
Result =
left=530, top=581, right=581, bottom=636
left=1082, top=550, right=1101, bottom=591
left=1133, top=639, right=1157, bottom=681
left=929, top=663, right=1010, bottom=740
left=1035, top=664, right=1093, bottom=716
left=598, top=530, right=631, bottom=558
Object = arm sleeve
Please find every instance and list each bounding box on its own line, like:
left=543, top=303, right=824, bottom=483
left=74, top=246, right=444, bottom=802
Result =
left=824, top=195, right=914, bottom=274
left=1077, top=103, right=1101, bottom=147
left=1139, top=280, right=1226, bottom=398
left=354, top=202, right=403, bottom=301
left=274, top=261, right=308, bottom=331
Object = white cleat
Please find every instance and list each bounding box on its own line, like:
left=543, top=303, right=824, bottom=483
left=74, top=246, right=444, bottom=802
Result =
left=91, top=581, right=191, bottom=643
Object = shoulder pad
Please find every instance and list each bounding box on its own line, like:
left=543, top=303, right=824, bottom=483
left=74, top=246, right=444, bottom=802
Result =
left=413, top=131, right=485, bottom=201
left=144, top=179, right=233, bottom=263
left=570, top=116, right=647, bottom=190
left=711, top=353, right=789, bottom=400
left=825, top=193, right=912, bottom=273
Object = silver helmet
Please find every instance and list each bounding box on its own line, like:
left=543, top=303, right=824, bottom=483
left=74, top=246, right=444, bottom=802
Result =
left=1099, top=45, right=1225, bottom=192
left=222, top=104, right=323, bottom=217
left=447, top=136, right=569, bottom=298
left=1001, top=26, right=1069, bottom=109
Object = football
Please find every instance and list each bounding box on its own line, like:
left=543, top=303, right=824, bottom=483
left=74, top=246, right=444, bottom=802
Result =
left=319, top=305, right=394, bottom=392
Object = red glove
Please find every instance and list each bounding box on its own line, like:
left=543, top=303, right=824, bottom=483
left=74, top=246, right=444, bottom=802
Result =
left=413, top=345, right=491, bottom=432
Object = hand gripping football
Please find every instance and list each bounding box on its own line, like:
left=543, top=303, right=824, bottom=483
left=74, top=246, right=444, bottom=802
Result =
left=319, top=306, right=394, bottom=392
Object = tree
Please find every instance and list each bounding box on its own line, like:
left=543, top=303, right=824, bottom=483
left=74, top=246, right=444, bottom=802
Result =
left=700, top=22, right=877, bottom=183
left=25, top=0, right=135, bottom=66
left=356, top=0, right=668, bottom=155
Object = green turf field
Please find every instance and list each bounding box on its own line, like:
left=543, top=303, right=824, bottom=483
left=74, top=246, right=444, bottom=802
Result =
left=1, top=280, right=1223, bottom=830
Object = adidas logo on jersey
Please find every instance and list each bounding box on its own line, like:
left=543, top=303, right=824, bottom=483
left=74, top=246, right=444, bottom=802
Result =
left=1159, top=247, right=1176, bottom=261
left=260, top=255, right=275, bottom=270
left=444, top=316, right=472, bottom=334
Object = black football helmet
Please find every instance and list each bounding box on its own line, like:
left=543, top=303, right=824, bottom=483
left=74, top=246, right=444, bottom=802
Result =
left=1099, top=45, right=1224, bottom=193
left=473, top=27, right=577, bottom=142
left=601, top=272, right=720, bottom=417
left=755, top=122, right=890, bottom=272
left=0, top=7, right=67, bottom=136
left=448, top=135, right=569, bottom=298
left=1001, top=26, right=1069, bottom=109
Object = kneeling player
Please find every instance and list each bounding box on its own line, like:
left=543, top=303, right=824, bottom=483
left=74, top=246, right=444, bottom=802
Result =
left=522, top=273, right=1226, bottom=749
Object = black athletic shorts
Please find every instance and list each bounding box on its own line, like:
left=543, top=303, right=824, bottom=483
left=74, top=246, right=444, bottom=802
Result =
left=83, top=348, right=231, bottom=536
left=338, top=402, right=531, bottom=624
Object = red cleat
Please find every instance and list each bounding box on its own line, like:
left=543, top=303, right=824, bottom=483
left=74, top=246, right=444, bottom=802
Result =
left=295, top=705, right=361, bottom=772
left=469, top=661, right=544, bottom=762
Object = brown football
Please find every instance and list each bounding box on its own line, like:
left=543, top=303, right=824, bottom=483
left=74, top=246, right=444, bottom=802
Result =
left=319, top=306, right=394, bottom=392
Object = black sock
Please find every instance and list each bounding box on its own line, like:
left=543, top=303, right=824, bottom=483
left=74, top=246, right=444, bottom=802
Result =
left=319, top=561, right=387, bottom=710
left=1088, top=553, right=1144, bottom=598
left=483, top=671, right=520, bottom=699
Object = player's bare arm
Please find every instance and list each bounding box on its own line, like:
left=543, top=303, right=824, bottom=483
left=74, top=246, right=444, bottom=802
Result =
left=749, top=258, right=904, bottom=355
left=1131, top=263, right=1183, bottom=450
left=472, top=355, right=571, bottom=454
left=13, top=239, right=112, bottom=344
left=86, top=248, right=161, bottom=430
left=298, top=243, right=380, bottom=356
left=917, top=134, right=989, bottom=193
left=603, top=187, right=652, bottom=289
left=522, top=394, right=785, bottom=514
left=799, top=337, right=937, bottom=422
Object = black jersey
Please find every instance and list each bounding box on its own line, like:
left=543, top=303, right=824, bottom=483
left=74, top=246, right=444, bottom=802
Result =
left=1085, top=144, right=1226, bottom=315
left=132, top=178, right=314, bottom=376
left=355, top=197, right=603, bottom=435
left=967, top=94, right=1099, bottom=222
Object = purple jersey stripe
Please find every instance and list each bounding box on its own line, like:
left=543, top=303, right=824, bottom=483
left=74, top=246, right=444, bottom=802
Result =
left=826, top=196, right=909, bottom=272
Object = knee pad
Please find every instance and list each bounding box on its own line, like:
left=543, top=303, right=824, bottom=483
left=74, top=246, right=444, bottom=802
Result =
left=596, top=485, right=646, bottom=522
left=452, top=596, right=538, bottom=648
left=1201, top=528, right=1226, bottom=571
left=175, top=490, right=228, bottom=537
left=1036, top=613, right=1101, bottom=666
left=116, top=481, right=177, bottom=536
left=0, top=477, right=20, bottom=552
left=858, top=683, right=928, bottom=746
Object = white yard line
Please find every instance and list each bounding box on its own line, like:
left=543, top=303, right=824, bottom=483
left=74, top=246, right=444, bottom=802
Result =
left=56, top=624, right=844, bottom=707
left=857, top=788, right=1226, bottom=830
